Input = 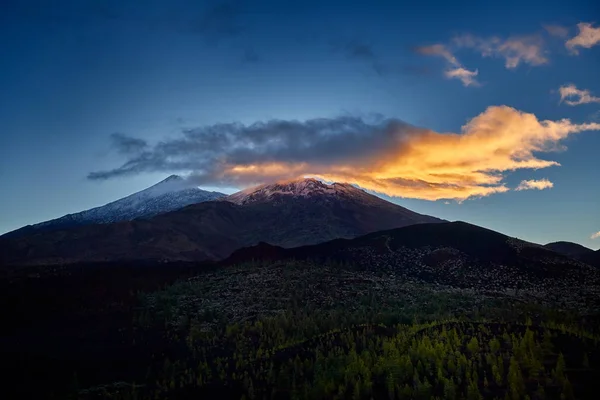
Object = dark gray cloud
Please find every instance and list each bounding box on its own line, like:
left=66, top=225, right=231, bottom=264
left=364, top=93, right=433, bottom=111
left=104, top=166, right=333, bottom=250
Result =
left=332, top=39, right=430, bottom=77
left=88, top=116, right=421, bottom=184
left=109, top=133, right=148, bottom=155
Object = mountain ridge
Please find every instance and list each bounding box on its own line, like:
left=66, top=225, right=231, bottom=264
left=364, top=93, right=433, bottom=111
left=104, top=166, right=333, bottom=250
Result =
left=0, top=178, right=443, bottom=266
left=1, top=175, right=226, bottom=239
left=544, top=241, right=595, bottom=260
left=223, top=221, right=600, bottom=306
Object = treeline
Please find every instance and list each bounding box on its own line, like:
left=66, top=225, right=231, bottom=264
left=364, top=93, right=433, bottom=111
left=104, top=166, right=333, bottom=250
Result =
left=78, top=314, right=599, bottom=399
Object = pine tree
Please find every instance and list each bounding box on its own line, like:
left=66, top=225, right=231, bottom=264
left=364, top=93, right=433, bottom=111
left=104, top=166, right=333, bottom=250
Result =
left=508, top=356, right=525, bottom=400
left=467, top=337, right=480, bottom=355
left=352, top=380, right=361, bottom=400
left=562, top=377, right=575, bottom=400
left=554, top=353, right=567, bottom=384
left=583, top=353, right=590, bottom=369
left=490, top=337, right=501, bottom=354
left=386, top=373, right=395, bottom=400
left=443, top=379, right=456, bottom=400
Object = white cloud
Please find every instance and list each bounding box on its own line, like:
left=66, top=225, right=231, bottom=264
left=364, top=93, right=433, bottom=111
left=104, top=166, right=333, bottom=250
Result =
left=454, top=34, right=548, bottom=69
left=566, top=22, right=600, bottom=54
left=515, top=179, right=554, bottom=191
left=591, top=231, right=600, bottom=240
left=416, top=44, right=480, bottom=87
left=444, top=67, right=480, bottom=87
left=559, top=84, right=600, bottom=106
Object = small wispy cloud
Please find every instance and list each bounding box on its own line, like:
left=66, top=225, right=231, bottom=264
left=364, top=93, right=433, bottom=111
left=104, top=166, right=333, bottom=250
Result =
left=335, top=40, right=429, bottom=77
left=591, top=231, right=600, bottom=240
left=444, top=67, right=480, bottom=87
left=415, top=44, right=460, bottom=65
left=515, top=179, right=554, bottom=191
left=453, top=34, right=548, bottom=69
left=109, top=133, right=148, bottom=155
left=559, top=84, right=600, bottom=106
left=543, top=24, right=569, bottom=38
left=566, top=22, right=600, bottom=54
left=415, top=44, right=479, bottom=87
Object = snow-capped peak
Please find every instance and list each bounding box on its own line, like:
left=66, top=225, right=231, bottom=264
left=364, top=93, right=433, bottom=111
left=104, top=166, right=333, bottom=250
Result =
left=224, top=177, right=368, bottom=205
left=3, top=175, right=226, bottom=238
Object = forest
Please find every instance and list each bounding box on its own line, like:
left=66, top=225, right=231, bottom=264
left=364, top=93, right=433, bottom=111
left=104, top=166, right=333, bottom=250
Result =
left=3, top=260, right=599, bottom=399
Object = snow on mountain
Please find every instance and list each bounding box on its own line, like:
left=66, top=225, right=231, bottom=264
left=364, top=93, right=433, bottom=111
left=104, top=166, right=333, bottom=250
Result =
left=224, top=178, right=375, bottom=205
left=223, top=178, right=362, bottom=205
left=2, top=175, right=226, bottom=238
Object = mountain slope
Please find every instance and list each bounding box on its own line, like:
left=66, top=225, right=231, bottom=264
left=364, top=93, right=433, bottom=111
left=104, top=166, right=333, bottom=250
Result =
left=226, top=221, right=600, bottom=307
left=581, top=249, right=600, bottom=268
left=544, top=241, right=594, bottom=260
left=1, top=175, right=226, bottom=239
left=0, top=178, right=443, bottom=266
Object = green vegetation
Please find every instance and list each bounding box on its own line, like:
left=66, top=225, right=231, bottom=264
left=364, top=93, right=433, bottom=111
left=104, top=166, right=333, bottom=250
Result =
left=73, top=261, right=599, bottom=399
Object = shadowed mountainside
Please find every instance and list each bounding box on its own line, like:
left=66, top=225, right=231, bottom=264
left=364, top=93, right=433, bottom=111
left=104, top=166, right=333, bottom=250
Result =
left=544, top=241, right=595, bottom=260
left=0, top=179, right=442, bottom=266
left=226, top=221, right=600, bottom=308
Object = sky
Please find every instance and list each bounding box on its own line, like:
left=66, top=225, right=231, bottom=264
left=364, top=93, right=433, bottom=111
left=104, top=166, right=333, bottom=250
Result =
left=1, top=0, right=599, bottom=248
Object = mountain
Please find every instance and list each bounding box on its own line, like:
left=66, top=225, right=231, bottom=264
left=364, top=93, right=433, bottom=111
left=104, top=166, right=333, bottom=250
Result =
left=582, top=249, right=600, bottom=268
left=1, top=175, right=226, bottom=239
left=544, top=241, right=595, bottom=260
left=225, top=221, right=600, bottom=306
left=0, top=178, right=443, bottom=266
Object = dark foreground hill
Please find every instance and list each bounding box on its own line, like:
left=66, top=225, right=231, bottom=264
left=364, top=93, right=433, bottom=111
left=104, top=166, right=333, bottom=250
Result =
left=544, top=241, right=595, bottom=260
left=227, top=221, right=600, bottom=308
left=582, top=250, right=600, bottom=268
left=0, top=178, right=442, bottom=266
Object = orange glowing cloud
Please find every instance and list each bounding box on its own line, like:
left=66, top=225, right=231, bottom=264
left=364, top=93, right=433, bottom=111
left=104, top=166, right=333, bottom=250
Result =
left=216, top=106, right=600, bottom=201
left=92, top=107, right=600, bottom=202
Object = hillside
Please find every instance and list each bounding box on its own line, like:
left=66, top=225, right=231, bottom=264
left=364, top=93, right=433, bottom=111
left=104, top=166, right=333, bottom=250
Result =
left=544, top=241, right=595, bottom=260
left=0, top=178, right=442, bottom=266
left=226, top=221, right=600, bottom=308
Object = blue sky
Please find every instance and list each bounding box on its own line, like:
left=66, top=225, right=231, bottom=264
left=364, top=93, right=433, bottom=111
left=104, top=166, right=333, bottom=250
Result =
left=1, top=0, right=599, bottom=248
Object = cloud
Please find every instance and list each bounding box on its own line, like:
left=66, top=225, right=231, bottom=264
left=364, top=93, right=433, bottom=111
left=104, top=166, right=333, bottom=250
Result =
left=109, top=133, right=148, bottom=155
left=591, top=231, right=600, bottom=240
left=334, top=40, right=429, bottom=77
left=566, top=22, right=600, bottom=54
left=415, top=44, right=479, bottom=86
left=415, top=44, right=460, bottom=66
left=444, top=67, right=480, bottom=87
left=453, top=34, right=548, bottom=69
left=515, top=179, right=554, bottom=191
left=559, top=84, right=600, bottom=106
left=543, top=24, right=569, bottom=38
left=89, top=106, right=600, bottom=201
